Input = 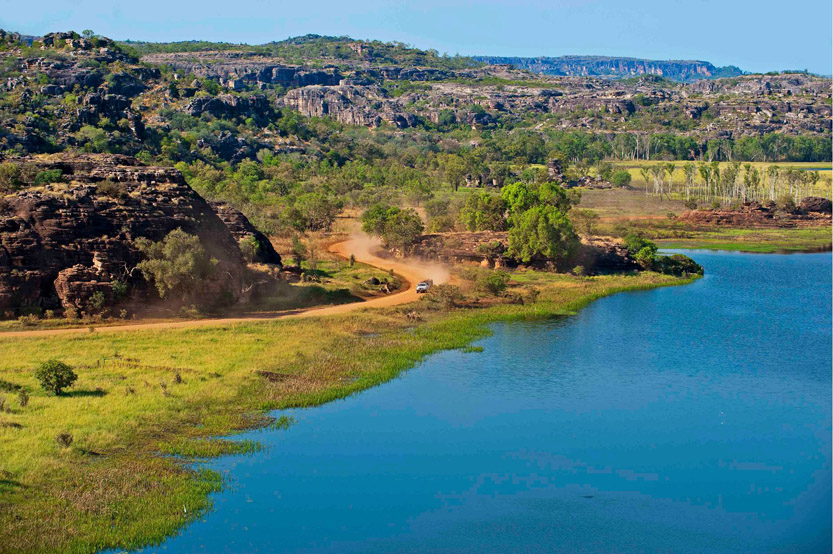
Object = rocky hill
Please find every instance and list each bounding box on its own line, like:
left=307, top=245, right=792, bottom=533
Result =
left=0, top=154, right=277, bottom=316
left=0, top=30, right=829, bottom=166
left=471, top=56, right=743, bottom=82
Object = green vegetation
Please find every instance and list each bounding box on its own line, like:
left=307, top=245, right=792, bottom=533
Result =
left=0, top=270, right=694, bottom=553
left=136, top=229, right=218, bottom=299
left=361, top=204, right=424, bottom=249
left=33, top=359, right=77, bottom=395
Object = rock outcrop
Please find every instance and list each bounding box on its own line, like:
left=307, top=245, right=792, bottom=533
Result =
left=0, top=155, right=267, bottom=316
left=210, top=202, right=282, bottom=265
left=676, top=200, right=832, bottom=227
left=410, top=231, right=637, bottom=273
left=472, top=55, right=743, bottom=83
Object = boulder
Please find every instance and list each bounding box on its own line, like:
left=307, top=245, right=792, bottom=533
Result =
left=800, top=196, right=832, bottom=214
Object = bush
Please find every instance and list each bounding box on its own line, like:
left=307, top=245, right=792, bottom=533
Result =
left=33, top=169, right=63, bottom=186
left=55, top=432, right=73, bottom=448
left=96, top=179, right=127, bottom=199
left=478, top=270, right=510, bottom=295
left=634, top=246, right=656, bottom=270
left=610, top=170, right=632, bottom=186
left=35, top=359, right=77, bottom=396
left=136, top=229, right=218, bottom=299
left=573, top=265, right=586, bottom=276
left=684, top=200, right=698, bottom=210
left=0, top=163, right=22, bottom=191
left=623, top=234, right=657, bottom=256
left=426, top=284, right=463, bottom=309
left=18, top=390, right=29, bottom=407
left=655, top=254, right=704, bottom=276
left=239, top=235, right=260, bottom=263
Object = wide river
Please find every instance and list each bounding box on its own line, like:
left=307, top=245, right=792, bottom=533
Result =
left=142, top=251, right=832, bottom=553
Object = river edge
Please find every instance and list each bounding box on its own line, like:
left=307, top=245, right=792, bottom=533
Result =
left=0, top=271, right=698, bottom=554
left=120, top=272, right=701, bottom=554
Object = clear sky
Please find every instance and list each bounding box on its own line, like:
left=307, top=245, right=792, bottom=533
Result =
left=1, top=0, right=831, bottom=74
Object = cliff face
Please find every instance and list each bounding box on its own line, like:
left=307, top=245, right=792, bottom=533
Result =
left=472, top=56, right=743, bottom=83
left=0, top=155, right=267, bottom=316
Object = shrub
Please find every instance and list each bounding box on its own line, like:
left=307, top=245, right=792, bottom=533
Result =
left=610, top=170, right=632, bottom=186
left=34, top=359, right=77, bottom=396
left=33, top=169, right=63, bottom=186
left=17, top=390, right=29, bottom=408
left=0, top=163, right=22, bottom=191
left=239, top=235, right=260, bottom=263
left=573, top=265, right=586, bottom=276
left=136, top=229, right=218, bottom=299
left=96, top=179, right=127, bottom=199
left=623, top=234, right=657, bottom=256
left=87, top=291, right=106, bottom=312
left=477, top=270, right=510, bottom=295
left=684, top=200, right=698, bottom=210
left=55, top=432, right=73, bottom=448
left=17, top=314, right=39, bottom=326
left=111, top=279, right=128, bottom=301
left=426, top=284, right=463, bottom=309
left=634, top=246, right=656, bottom=270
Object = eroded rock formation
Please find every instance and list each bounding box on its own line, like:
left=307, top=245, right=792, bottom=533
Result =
left=0, top=154, right=268, bottom=316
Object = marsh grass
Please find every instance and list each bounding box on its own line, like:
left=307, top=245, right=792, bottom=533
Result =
left=0, top=270, right=693, bottom=553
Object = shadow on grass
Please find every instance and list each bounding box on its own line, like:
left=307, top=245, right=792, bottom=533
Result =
left=65, top=389, right=107, bottom=398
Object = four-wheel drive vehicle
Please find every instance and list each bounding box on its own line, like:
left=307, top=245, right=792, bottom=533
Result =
left=415, top=279, right=433, bottom=293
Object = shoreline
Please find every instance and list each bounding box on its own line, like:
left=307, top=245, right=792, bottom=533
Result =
left=0, top=269, right=696, bottom=553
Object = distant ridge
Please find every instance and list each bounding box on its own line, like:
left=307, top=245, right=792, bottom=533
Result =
left=472, top=55, right=744, bottom=83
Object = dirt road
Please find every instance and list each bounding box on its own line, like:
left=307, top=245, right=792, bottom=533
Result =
left=1, top=237, right=448, bottom=339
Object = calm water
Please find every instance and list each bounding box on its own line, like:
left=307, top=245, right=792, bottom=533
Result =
left=143, top=252, right=832, bottom=553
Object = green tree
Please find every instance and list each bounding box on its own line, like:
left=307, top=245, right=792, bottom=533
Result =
left=459, top=192, right=507, bottom=231
left=35, top=360, right=77, bottom=396
left=135, top=229, right=217, bottom=299
left=507, top=205, right=578, bottom=263
left=381, top=209, right=424, bottom=249
left=286, top=193, right=343, bottom=232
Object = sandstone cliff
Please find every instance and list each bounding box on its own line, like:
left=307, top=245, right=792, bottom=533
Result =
left=0, top=155, right=269, bottom=316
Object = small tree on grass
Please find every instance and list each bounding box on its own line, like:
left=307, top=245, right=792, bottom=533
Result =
left=135, top=229, right=217, bottom=299
left=35, top=360, right=77, bottom=396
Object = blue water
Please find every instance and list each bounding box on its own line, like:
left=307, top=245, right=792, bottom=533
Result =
left=144, top=252, right=832, bottom=553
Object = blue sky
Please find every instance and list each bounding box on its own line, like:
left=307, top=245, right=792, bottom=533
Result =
left=1, top=0, right=831, bottom=74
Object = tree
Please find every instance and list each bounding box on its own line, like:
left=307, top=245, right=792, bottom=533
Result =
left=135, top=229, right=217, bottom=299
left=290, top=236, right=307, bottom=266
left=570, top=209, right=599, bottom=236
left=382, top=209, right=424, bottom=249
left=35, top=360, right=77, bottom=396
left=239, top=236, right=260, bottom=263
left=361, top=205, right=424, bottom=249
left=286, top=193, right=343, bottom=232
left=441, top=154, right=467, bottom=192
left=459, top=192, right=506, bottom=231
left=0, top=163, right=22, bottom=192
left=507, top=205, right=578, bottom=263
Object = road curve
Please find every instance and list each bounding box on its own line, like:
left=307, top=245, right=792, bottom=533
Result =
left=0, top=237, right=447, bottom=339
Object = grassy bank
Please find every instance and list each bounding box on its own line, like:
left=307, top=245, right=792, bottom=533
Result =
left=0, top=270, right=694, bottom=553
left=657, top=227, right=833, bottom=253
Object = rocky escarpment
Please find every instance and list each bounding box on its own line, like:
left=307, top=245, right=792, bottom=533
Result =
left=473, top=55, right=743, bottom=83
left=0, top=154, right=268, bottom=316
left=209, top=201, right=282, bottom=265
left=410, top=231, right=637, bottom=273
left=676, top=199, right=832, bottom=228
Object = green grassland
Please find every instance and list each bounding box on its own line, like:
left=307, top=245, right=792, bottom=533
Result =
left=0, top=270, right=692, bottom=553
